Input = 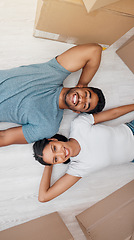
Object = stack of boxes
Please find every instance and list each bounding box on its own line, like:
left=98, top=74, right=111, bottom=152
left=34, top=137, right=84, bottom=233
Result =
left=1, top=181, right=134, bottom=240
left=34, top=0, right=134, bottom=72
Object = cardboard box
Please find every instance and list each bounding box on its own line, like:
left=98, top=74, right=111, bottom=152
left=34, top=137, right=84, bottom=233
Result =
left=131, top=232, right=134, bottom=240
left=76, top=180, right=134, bottom=240
left=0, top=212, right=74, bottom=240
left=79, top=0, right=121, bottom=13
left=116, top=35, right=134, bottom=74
left=34, top=0, right=134, bottom=46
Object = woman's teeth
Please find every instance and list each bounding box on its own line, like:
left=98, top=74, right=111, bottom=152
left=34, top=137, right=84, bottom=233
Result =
left=65, top=148, right=69, bottom=157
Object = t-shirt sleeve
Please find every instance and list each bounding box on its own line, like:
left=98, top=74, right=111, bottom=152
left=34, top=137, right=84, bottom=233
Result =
left=66, top=163, right=89, bottom=178
left=47, top=58, right=71, bottom=85
left=73, top=113, right=95, bottom=125
left=66, top=166, right=83, bottom=177
left=22, top=124, right=51, bottom=143
left=50, top=57, right=71, bottom=74
left=69, top=113, right=94, bottom=140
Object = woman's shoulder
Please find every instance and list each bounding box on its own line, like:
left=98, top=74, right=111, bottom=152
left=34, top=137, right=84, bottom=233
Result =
left=72, top=113, right=94, bottom=125
left=66, top=160, right=90, bottom=178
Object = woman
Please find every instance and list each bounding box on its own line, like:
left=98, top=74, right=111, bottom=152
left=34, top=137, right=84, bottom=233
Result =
left=33, top=104, right=134, bottom=202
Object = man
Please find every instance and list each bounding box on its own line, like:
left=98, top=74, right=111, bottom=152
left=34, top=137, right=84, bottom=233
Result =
left=0, top=43, right=105, bottom=147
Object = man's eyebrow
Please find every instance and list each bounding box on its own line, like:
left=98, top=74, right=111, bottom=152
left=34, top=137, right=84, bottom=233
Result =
left=86, top=90, right=91, bottom=110
left=51, top=145, right=55, bottom=164
left=88, top=90, right=91, bottom=98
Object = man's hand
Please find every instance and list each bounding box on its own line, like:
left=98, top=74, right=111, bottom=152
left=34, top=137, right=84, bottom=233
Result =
left=0, top=126, right=28, bottom=147
left=76, top=83, right=85, bottom=88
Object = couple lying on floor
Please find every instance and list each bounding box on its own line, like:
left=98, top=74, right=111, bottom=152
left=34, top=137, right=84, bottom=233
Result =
left=1, top=42, right=133, bottom=202
left=33, top=103, right=134, bottom=202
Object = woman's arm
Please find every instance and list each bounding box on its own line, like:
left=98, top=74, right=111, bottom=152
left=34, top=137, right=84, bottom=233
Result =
left=93, top=104, right=134, bottom=124
left=38, top=166, right=81, bottom=202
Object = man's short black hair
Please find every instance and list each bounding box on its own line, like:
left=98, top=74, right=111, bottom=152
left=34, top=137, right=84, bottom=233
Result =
left=33, top=134, right=70, bottom=166
left=86, top=87, right=105, bottom=114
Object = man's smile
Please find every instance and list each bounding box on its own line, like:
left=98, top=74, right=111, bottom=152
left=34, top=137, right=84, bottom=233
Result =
left=72, top=93, right=79, bottom=106
left=63, top=87, right=100, bottom=113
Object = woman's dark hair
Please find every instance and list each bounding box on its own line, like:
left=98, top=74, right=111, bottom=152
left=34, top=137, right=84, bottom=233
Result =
left=33, top=134, right=70, bottom=166
left=87, top=87, right=105, bottom=114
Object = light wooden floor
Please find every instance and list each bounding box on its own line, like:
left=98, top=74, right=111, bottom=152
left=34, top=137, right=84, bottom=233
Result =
left=0, top=1, right=134, bottom=239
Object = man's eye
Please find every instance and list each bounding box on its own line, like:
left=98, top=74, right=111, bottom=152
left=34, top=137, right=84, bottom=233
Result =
left=54, top=146, right=56, bottom=151
left=85, top=92, right=87, bottom=97
left=84, top=104, right=86, bottom=109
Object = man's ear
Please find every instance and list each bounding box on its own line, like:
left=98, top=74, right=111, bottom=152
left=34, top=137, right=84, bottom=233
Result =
left=48, top=138, right=58, bottom=141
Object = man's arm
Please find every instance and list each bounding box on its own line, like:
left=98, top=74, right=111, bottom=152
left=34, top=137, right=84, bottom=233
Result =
left=57, top=43, right=102, bottom=87
left=93, top=104, right=134, bottom=124
left=0, top=126, right=28, bottom=147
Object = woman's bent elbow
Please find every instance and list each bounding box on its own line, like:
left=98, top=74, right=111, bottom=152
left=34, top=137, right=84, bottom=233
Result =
left=38, top=194, right=50, bottom=203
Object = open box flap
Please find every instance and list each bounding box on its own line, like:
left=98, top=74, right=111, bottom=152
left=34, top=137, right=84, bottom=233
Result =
left=82, top=0, right=121, bottom=13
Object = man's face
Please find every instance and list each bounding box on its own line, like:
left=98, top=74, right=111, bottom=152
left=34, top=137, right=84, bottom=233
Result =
left=64, top=87, right=99, bottom=113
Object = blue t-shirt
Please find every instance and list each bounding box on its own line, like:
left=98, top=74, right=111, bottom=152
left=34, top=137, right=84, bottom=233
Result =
left=0, top=58, right=71, bottom=143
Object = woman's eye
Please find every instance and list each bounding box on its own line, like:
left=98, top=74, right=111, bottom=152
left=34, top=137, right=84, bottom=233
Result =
left=54, top=146, right=56, bottom=151
left=55, top=157, right=57, bottom=163
left=85, top=92, right=87, bottom=97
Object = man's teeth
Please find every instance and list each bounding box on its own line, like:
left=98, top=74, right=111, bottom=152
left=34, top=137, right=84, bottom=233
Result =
left=73, top=94, right=77, bottom=104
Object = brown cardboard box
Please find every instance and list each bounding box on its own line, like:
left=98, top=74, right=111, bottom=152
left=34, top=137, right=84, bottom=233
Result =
left=34, top=0, right=134, bottom=46
left=0, top=212, right=74, bottom=240
left=76, top=180, right=134, bottom=240
left=116, top=35, right=134, bottom=74
left=131, top=232, right=134, bottom=240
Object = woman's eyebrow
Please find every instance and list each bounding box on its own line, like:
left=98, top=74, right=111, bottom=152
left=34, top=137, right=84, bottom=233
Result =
left=51, top=145, right=55, bottom=164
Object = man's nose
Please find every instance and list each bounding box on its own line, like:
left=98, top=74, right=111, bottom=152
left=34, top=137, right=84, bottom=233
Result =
left=79, top=95, right=86, bottom=103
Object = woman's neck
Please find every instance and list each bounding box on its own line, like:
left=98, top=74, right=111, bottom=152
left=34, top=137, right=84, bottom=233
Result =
left=69, top=138, right=81, bottom=157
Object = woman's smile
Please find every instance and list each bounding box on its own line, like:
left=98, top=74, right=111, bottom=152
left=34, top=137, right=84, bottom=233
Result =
left=64, top=147, right=70, bottom=158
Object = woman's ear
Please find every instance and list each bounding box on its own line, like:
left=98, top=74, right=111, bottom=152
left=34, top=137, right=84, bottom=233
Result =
left=48, top=138, right=58, bottom=141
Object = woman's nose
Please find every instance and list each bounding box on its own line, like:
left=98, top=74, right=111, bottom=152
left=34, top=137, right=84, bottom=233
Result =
left=57, top=150, right=65, bottom=159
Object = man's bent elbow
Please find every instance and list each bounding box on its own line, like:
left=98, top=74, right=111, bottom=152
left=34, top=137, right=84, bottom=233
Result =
left=93, top=44, right=102, bottom=56
left=87, top=44, right=102, bottom=68
left=89, top=43, right=102, bottom=53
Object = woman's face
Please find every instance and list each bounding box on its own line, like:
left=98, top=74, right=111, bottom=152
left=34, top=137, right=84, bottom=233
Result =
left=42, top=139, right=72, bottom=165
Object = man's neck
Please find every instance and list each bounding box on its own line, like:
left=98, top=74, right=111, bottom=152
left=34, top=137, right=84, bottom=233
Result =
left=59, top=87, right=70, bottom=109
